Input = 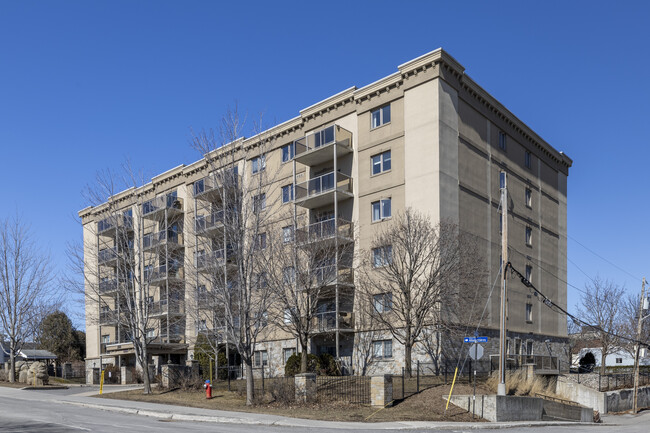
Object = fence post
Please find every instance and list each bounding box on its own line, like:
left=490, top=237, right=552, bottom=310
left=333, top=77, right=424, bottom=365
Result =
left=417, top=360, right=420, bottom=393
left=401, top=367, right=405, bottom=399
left=262, top=365, right=265, bottom=394
left=598, top=372, right=601, bottom=392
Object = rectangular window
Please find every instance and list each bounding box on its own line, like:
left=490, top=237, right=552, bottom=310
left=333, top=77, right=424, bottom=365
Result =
left=283, top=309, right=293, bottom=325
left=252, top=155, right=266, bottom=174
left=101, top=334, right=110, bottom=344
left=373, top=293, right=393, bottom=313
left=616, top=358, right=623, bottom=364
left=372, top=245, right=393, bottom=268
left=371, top=150, right=391, bottom=175
left=498, top=131, right=507, bottom=151
left=525, top=265, right=532, bottom=282
left=281, top=143, right=294, bottom=163
left=256, top=232, right=267, bottom=250
left=282, top=225, right=294, bottom=243
left=254, top=350, right=269, bottom=367
left=371, top=105, right=391, bottom=129
left=372, top=340, right=393, bottom=359
left=197, top=319, right=207, bottom=332
left=525, top=188, right=532, bottom=208
left=146, top=328, right=156, bottom=339
left=525, top=151, right=532, bottom=169
left=255, top=272, right=268, bottom=290
left=283, top=348, right=296, bottom=364
left=526, top=340, right=533, bottom=355
left=253, top=193, right=266, bottom=213
left=283, top=266, right=296, bottom=284
left=281, top=184, right=294, bottom=204
left=526, top=226, right=532, bottom=246
left=371, top=198, right=391, bottom=222
left=526, top=303, right=533, bottom=322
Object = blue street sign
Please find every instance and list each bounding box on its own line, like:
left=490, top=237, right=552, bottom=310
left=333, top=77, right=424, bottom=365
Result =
left=464, top=337, right=489, bottom=343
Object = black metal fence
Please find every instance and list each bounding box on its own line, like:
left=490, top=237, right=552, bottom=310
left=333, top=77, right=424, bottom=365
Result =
left=597, top=371, right=650, bottom=392
left=316, top=375, right=371, bottom=404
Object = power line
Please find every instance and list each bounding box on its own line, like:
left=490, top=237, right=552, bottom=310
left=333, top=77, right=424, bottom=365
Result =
left=568, top=235, right=640, bottom=281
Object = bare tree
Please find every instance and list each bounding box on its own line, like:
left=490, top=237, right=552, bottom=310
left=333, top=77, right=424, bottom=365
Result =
left=0, top=217, right=55, bottom=382
left=619, top=293, right=650, bottom=359
left=189, top=108, right=279, bottom=405
left=68, top=165, right=186, bottom=394
left=575, top=277, right=625, bottom=375
left=264, top=219, right=354, bottom=374
left=357, top=208, right=483, bottom=376
left=352, top=297, right=382, bottom=376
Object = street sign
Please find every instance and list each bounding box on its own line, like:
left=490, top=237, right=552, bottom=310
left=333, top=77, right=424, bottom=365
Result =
left=464, top=337, right=488, bottom=343
left=469, top=343, right=484, bottom=360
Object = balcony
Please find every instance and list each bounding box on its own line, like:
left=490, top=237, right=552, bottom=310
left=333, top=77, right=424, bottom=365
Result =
left=97, top=214, right=133, bottom=237
left=149, top=299, right=185, bottom=317
left=142, top=194, right=183, bottom=219
left=307, top=263, right=354, bottom=288
left=146, top=264, right=184, bottom=286
left=99, top=310, right=118, bottom=325
left=99, top=277, right=118, bottom=295
left=294, top=172, right=353, bottom=209
left=143, top=230, right=183, bottom=251
left=195, top=211, right=225, bottom=237
left=312, top=311, right=354, bottom=333
left=193, top=172, right=240, bottom=202
left=294, top=125, right=353, bottom=166
left=195, top=249, right=230, bottom=273
left=98, top=248, right=117, bottom=266
left=296, top=218, right=353, bottom=246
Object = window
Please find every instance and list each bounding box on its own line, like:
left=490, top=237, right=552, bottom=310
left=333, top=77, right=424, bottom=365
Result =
left=372, top=340, right=393, bottom=359
left=283, top=348, right=296, bottom=364
left=254, top=350, right=268, bottom=367
left=525, top=188, right=532, bottom=208
left=371, top=105, right=391, bottom=129
left=146, top=328, right=156, bottom=339
left=101, top=334, right=110, bottom=344
left=525, top=303, right=533, bottom=322
left=281, top=184, right=294, bottom=204
left=253, top=193, right=266, bottom=213
left=616, top=358, right=623, bottom=364
left=526, top=340, right=533, bottom=355
left=524, top=151, right=532, bottom=169
left=498, top=131, right=507, bottom=151
left=525, top=265, right=532, bottom=282
left=372, top=245, right=393, bottom=268
left=373, top=293, right=393, bottom=313
left=371, top=150, right=391, bottom=175
left=371, top=198, right=391, bottom=222
left=197, top=285, right=207, bottom=301
left=256, top=232, right=267, bottom=250
left=197, top=319, right=207, bottom=332
left=283, top=309, right=293, bottom=324
left=283, top=266, right=296, bottom=284
left=282, top=225, right=294, bottom=243
left=255, top=272, right=268, bottom=290
left=525, top=226, right=532, bottom=246
left=252, top=155, right=266, bottom=174
left=281, top=143, right=294, bottom=163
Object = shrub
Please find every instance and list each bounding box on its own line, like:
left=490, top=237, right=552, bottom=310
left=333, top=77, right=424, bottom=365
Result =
left=318, top=353, right=341, bottom=376
left=284, top=353, right=321, bottom=376
left=268, top=379, right=295, bottom=404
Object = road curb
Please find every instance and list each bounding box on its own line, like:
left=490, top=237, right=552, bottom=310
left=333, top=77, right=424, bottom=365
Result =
left=55, top=398, right=606, bottom=429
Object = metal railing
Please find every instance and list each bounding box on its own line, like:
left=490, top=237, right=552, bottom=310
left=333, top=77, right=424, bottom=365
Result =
left=294, top=171, right=352, bottom=202
left=316, top=376, right=370, bottom=404
left=310, top=263, right=353, bottom=286
left=312, top=311, right=354, bottom=332
left=99, top=310, right=118, bottom=325
left=142, top=194, right=183, bottom=216
left=145, top=264, right=184, bottom=282
left=143, top=230, right=182, bottom=250
left=195, top=249, right=227, bottom=270
left=98, top=248, right=117, bottom=264
left=293, top=125, right=353, bottom=157
left=148, top=299, right=184, bottom=316
left=295, top=218, right=353, bottom=244
left=195, top=210, right=225, bottom=234
left=98, top=215, right=133, bottom=233
left=194, top=172, right=240, bottom=199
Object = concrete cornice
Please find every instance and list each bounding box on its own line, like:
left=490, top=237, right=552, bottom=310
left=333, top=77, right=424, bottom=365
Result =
left=397, top=48, right=464, bottom=77
left=354, top=72, right=402, bottom=102
left=299, top=87, right=356, bottom=121
left=151, top=164, right=186, bottom=187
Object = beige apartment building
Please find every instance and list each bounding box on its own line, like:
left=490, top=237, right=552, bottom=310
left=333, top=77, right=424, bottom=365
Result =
left=79, top=48, right=572, bottom=379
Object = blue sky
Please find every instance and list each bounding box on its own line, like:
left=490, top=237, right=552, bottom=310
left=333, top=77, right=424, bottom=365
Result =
left=1, top=1, right=649, bottom=329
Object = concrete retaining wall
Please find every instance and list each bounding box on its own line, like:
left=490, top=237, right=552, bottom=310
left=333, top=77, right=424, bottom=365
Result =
left=556, top=378, right=606, bottom=413
left=606, top=386, right=650, bottom=413
left=448, top=395, right=591, bottom=422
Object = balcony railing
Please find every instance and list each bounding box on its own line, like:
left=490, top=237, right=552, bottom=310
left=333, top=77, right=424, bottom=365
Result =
left=143, top=230, right=182, bottom=250
left=98, top=214, right=133, bottom=234
left=195, top=211, right=225, bottom=235
left=194, top=171, right=240, bottom=200
left=145, top=264, right=184, bottom=283
left=142, top=194, right=183, bottom=217
left=312, top=311, right=354, bottom=332
left=99, top=278, right=118, bottom=294
left=309, top=263, right=353, bottom=287
left=99, top=310, right=118, bottom=325
left=294, top=125, right=353, bottom=163
left=294, top=172, right=352, bottom=206
left=195, top=249, right=227, bottom=271
left=148, top=299, right=184, bottom=316
left=98, top=248, right=117, bottom=264
left=296, top=218, right=353, bottom=245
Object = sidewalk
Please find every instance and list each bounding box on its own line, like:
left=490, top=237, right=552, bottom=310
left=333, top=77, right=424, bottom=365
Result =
left=0, top=385, right=610, bottom=430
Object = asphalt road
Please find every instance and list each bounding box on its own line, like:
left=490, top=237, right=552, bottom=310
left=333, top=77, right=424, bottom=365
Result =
left=1, top=386, right=649, bottom=432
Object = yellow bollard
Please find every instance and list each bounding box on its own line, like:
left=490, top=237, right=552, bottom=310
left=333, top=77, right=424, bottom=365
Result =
left=99, top=370, right=105, bottom=395
left=445, top=367, right=459, bottom=411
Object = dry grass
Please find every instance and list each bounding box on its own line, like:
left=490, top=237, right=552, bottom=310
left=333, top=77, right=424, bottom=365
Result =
left=485, top=370, right=558, bottom=398
left=96, top=382, right=491, bottom=422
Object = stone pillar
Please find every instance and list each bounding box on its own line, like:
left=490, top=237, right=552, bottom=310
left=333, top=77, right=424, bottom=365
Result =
left=121, top=366, right=133, bottom=384
left=525, top=363, right=535, bottom=381
left=87, top=368, right=100, bottom=385
left=294, top=373, right=317, bottom=403
left=371, top=374, right=393, bottom=407
left=161, top=364, right=171, bottom=388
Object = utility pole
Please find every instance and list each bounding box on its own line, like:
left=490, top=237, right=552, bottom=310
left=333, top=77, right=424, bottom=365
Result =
left=633, top=277, right=646, bottom=414
left=498, top=171, right=508, bottom=396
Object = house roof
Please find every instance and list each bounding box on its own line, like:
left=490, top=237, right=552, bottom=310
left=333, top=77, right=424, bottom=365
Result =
left=18, top=349, right=57, bottom=360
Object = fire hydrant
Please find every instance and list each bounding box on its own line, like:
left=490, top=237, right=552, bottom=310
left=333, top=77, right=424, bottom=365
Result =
left=203, top=379, right=212, bottom=399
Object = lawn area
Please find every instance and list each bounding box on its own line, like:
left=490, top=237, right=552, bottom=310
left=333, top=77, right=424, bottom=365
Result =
left=95, top=382, right=490, bottom=422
